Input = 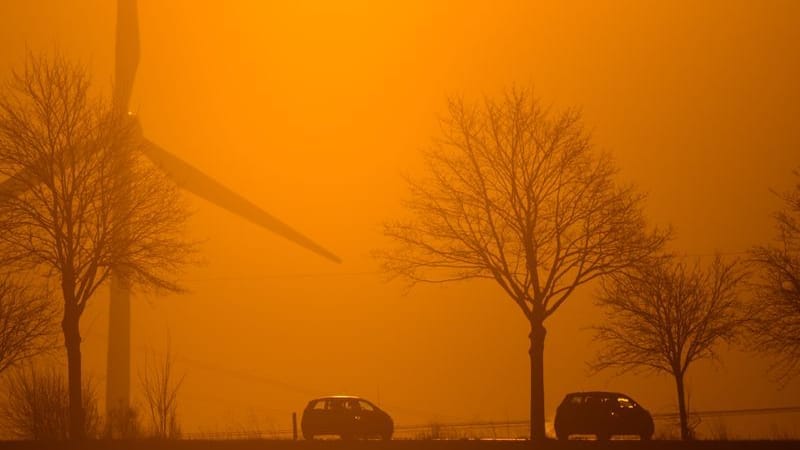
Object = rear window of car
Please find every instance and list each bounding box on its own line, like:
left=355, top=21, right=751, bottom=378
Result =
left=585, top=394, right=608, bottom=406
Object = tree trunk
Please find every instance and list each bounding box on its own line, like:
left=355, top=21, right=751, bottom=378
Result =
left=106, top=275, right=131, bottom=430
left=675, top=371, right=690, bottom=440
left=62, top=308, right=85, bottom=441
left=529, top=320, right=547, bottom=442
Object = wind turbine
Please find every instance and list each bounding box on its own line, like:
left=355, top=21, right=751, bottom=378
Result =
left=1, top=0, right=341, bottom=420
left=107, top=0, right=341, bottom=418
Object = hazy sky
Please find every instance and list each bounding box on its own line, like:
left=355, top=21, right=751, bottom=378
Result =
left=1, top=0, right=799, bottom=438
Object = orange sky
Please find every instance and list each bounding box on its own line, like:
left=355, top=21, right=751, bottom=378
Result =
left=1, top=0, right=799, bottom=438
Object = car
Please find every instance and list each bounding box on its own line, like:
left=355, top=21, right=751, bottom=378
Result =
left=554, top=391, right=654, bottom=441
left=301, top=395, right=393, bottom=440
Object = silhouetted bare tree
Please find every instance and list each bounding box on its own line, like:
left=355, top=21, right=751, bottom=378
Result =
left=0, top=54, right=192, bottom=440
left=591, top=255, right=747, bottom=440
left=0, top=276, right=56, bottom=373
left=379, top=88, right=667, bottom=441
left=139, top=343, right=184, bottom=439
left=1, top=364, right=100, bottom=440
left=750, top=171, right=800, bottom=383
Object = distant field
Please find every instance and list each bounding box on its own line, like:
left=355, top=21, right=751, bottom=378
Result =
left=1, top=440, right=799, bottom=450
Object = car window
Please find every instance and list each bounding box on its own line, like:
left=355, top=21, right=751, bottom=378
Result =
left=329, top=399, right=345, bottom=410
left=359, top=400, right=375, bottom=411
left=312, top=400, right=328, bottom=410
left=617, top=397, right=636, bottom=409
left=343, top=399, right=360, bottom=410
left=568, top=395, right=584, bottom=405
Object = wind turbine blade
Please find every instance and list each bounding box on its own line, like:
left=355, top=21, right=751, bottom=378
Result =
left=140, top=138, right=342, bottom=263
left=114, top=0, right=139, bottom=112
left=0, top=169, right=32, bottom=200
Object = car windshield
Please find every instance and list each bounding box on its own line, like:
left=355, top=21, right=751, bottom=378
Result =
left=359, top=400, right=375, bottom=411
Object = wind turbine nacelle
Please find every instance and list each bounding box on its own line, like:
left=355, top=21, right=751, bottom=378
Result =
left=122, top=111, right=144, bottom=140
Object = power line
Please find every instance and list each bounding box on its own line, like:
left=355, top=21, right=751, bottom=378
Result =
left=175, top=355, right=320, bottom=397
left=183, top=270, right=381, bottom=281
left=673, top=251, right=750, bottom=258
left=393, top=405, right=800, bottom=432
left=652, top=405, right=800, bottom=419
left=183, top=405, right=800, bottom=440
left=182, top=251, right=753, bottom=282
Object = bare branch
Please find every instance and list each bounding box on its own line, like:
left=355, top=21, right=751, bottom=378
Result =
left=379, top=87, right=666, bottom=322
left=748, top=170, right=800, bottom=383
left=0, top=364, right=101, bottom=440
left=139, top=340, right=184, bottom=439
left=0, top=276, right=57, bottom=373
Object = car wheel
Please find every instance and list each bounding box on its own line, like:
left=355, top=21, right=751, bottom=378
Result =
left=640, top=431, right=653, bottom=441
left=340, top=433, right=354, bottom=441
left=555, top=429, right=569, bottom=440
left=303, top=432, right=314, bottom=440
left=381, top=431, right=392, bottom=441
left=596, top=432, right=610, bottom=441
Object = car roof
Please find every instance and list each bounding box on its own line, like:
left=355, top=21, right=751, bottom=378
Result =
left=312, top=395, right=363, bottom=400
left=566, top=391, right=629, bottom=398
